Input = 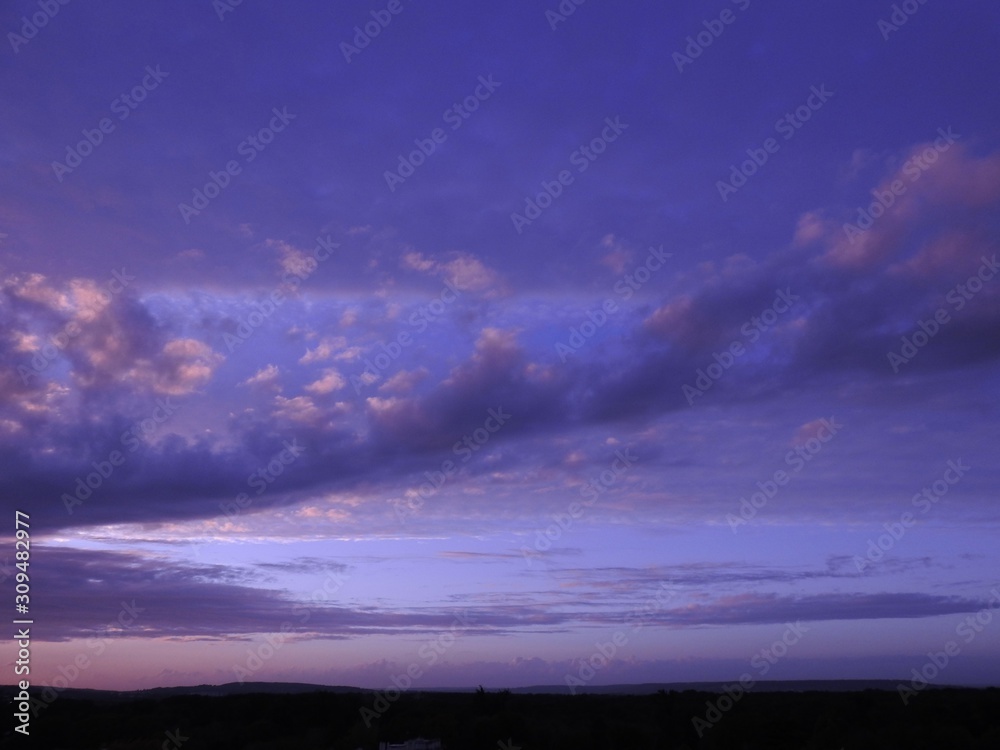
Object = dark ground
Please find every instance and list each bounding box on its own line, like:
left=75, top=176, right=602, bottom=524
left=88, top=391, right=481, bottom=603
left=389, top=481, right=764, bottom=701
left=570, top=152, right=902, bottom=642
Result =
left=3, top=683, right=999, bottom=749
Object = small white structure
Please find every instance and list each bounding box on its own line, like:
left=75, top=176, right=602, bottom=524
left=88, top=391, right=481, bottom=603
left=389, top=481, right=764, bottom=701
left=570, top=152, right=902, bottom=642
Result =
left=378, top=739, right=442, bottom=750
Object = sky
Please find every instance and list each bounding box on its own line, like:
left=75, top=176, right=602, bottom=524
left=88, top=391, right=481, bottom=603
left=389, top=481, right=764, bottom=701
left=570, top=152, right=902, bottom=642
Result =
left=1, top=0, right=999, bottom=695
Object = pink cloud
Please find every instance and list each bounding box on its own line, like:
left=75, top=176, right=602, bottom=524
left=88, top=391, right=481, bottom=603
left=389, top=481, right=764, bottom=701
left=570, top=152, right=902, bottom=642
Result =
left=379, top=367, right=429, bottom=395
left=818, top=141, right=1000, bottom=272
left=444, top=328, right=521, bottom=390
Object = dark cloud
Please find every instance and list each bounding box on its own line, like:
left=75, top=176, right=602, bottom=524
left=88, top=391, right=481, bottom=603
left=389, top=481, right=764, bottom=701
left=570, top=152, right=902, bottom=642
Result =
left=27, top=548, right=994, bottom=644
left=29, top=547, right=553, bottom=642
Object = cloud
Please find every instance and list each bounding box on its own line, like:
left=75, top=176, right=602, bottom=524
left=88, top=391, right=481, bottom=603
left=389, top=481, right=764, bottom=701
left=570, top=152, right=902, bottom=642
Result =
left=791, top=418, right=837, bottom=447
left=28, top=547, right=546, bottom=642
left=443, top=328, right=522, bottom=391
left=174, top=248, right=205, bottom=262
left=792, top=211, right=830, bottom=247
left=378, top=367, right=429, bottom=394
left=1, top=133, right=997, bottom=537
left=401, top=251, right=435, bottom=272
left=839, top=147, right=881, bottom=183
left=3, top=272, right=71, bottom=310
left=273, top=395, right=325, bottom=426
left=818, top=141, right=1000, bottom=271
left=888, top=228, right=993, bottom=280
left=599, top=233, right=633, bottom=274
left=646, top=592, right=988, bottom=627
left=242, top=364, right=282, bottom=391
left=268, top=239, right=320, bottom=280
left=1, top=272, right=224, bottom=397
left=304, top=369, right=346, bottom=395
left=643, top=294, right=698, bottom=346
left=440, top=254, right=504, bottom=296
left=27, top=547, right=994, bottom=643
left=401, top=250, right=505, bottom=296
left=299, top=336, right=347, bottom=365
left=126, top=339, right=224, bottom=396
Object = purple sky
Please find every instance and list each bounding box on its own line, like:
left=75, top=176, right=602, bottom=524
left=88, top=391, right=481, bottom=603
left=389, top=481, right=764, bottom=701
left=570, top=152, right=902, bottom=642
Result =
left=2, top=0, right=1000, bottom=692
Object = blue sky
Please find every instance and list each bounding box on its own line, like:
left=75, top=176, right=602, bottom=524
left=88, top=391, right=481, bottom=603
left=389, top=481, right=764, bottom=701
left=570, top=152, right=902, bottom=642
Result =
left=2, top=0, right=999, bottom=692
